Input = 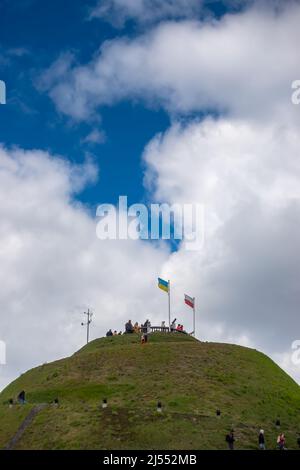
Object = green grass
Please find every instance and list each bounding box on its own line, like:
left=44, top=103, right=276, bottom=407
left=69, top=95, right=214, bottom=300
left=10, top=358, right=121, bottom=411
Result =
left=0, top=404, right=34, bottom=448
left=1, top=333, right=300, bottom=449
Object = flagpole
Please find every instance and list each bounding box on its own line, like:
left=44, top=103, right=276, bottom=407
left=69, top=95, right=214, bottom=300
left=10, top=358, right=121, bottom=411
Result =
left=168, top=280, right=171, bottom=331
left=193, top=297, right=196, bottom=337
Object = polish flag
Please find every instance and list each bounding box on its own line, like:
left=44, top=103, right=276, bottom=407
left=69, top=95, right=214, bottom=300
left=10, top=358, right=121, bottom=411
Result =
left=184, top=294, right=194, bottom=309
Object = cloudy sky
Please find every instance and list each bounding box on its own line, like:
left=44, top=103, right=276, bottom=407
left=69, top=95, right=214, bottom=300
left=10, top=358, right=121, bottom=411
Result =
left=1, top=0, right=300, bottom=390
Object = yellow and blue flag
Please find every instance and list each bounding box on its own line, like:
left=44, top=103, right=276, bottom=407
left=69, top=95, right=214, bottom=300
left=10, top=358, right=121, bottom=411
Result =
left=158, top=277, right=169, bottom=293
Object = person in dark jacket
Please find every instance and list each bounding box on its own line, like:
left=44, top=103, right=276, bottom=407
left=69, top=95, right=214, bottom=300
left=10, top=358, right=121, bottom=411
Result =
left=17, top=390, right=26, bottom=405
left=106, top=329, right=113, bottom=337
left=258, top=429, right=265, bottom=450
left=170, top=318, right=177, bottom=332
left=125, top=320, right=134, bottom=334
left=226, top=430, right=235, bottom=450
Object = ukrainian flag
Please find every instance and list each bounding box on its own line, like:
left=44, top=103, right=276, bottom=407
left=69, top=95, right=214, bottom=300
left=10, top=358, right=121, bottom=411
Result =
left=158, top=277, right=169, bottom=293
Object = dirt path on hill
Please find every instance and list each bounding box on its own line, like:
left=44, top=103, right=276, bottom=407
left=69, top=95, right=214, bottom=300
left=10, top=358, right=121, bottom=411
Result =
left=4, top=404, right=47, bottom=450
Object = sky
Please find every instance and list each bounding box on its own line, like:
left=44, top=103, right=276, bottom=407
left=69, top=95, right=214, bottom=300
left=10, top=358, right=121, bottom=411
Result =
left=1, top=0, right=300, bottom=390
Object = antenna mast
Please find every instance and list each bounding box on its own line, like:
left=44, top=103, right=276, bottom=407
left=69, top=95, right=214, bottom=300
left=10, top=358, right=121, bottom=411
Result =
left=81, top=309, right=93, bottom=344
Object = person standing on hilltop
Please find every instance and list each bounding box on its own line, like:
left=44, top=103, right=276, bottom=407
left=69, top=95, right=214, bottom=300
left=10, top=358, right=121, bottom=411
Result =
left=142, top=319, right=151, bottom=334
left=170, top=319, right=176, bottom=332
left=258, top=430, right=265, bottom=450
left=125, top=320, right=134, bottom=334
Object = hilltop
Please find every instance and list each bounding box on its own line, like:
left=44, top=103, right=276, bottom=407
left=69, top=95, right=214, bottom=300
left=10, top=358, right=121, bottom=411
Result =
left=1, top=333, right=300, bottom=449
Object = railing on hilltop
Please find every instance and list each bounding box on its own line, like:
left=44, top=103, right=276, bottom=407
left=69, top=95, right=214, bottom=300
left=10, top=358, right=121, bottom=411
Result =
left=141, top=325, right=170, bottom=333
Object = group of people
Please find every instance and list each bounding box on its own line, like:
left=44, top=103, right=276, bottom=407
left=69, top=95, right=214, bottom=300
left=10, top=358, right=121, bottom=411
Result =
left=226, top=428, right=294, bottom=450
left=124, top=320, right=146, bottom=334
left=170, top=318, right=186, bottom=333
left=106, top=329, right=122, bottom=337
left=124, top=319, right=152, bottom=344
left=9, top=391, right=59, bottom=409
left=8, top=388, right=300, bottom=450
left=8, top=390, right=26, bottom=407
left=105, top=320, right=152, bottom=343
left=106, top=318, right=187, bottom=341
left=106, top=320, right=147, bottom=336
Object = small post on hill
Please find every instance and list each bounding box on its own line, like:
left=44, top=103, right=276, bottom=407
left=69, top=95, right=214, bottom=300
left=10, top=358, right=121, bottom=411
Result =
left=168, top=280, right=171, bottom=330
left=193, top=297, right=196, bottom=338
left=81, top=309, right=93, bottom=344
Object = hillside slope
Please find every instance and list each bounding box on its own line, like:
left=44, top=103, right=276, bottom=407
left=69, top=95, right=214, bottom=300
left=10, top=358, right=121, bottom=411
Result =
left=1, top=333, right=300, bottom=450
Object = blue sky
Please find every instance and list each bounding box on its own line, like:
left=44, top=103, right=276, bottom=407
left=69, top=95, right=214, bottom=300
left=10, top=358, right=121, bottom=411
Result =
left=0, top=1, right=168, bottom=206
left=0, top=0, right=242, bottom=208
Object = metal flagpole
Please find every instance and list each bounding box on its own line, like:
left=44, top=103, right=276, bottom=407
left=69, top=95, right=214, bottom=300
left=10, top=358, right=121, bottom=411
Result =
left=193, top=297, right=196, bottom=337
left=82, top=309, right=93, bottom=344
left=87, top=309, right=90, bottom=344
left=168, top=280, right=171, bottom=330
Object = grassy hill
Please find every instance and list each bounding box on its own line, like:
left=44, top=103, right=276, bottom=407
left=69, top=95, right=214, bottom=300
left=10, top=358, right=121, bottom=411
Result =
left=1, top=333, right=300, bottom=450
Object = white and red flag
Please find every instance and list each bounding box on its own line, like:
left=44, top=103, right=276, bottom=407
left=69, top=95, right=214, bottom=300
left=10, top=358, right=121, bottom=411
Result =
left=184, top=294, right=194, bottom=309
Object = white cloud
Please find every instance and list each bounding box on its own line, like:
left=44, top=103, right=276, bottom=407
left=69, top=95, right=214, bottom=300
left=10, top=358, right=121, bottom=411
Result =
left=0, top=46, right=30, bottom=66
left=88, top=0, right=264, bottom=27
left=0, top=129, right=300, bottom=386
left=41, top=3, right=300, bottom=122
left=142, top=117, right=300, bottom=383
left=82, top=129, right=106, bottom=145
left=4, top=0, right=300, bottom=390
left=143, top=118, right=300, bottom=223
left=2, top=118, right=300, bottom=388
left=7, top=47, right=30, bottom=57
left=89, top=0, right=205, bottom=26
left=273, top=350, right=300, bottom=385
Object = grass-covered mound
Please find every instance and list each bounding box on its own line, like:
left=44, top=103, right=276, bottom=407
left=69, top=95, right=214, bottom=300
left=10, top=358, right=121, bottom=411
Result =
left=1, top=333, right=300, bottom=449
